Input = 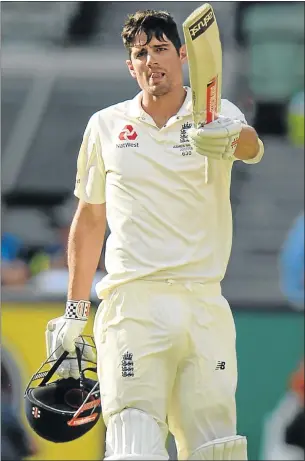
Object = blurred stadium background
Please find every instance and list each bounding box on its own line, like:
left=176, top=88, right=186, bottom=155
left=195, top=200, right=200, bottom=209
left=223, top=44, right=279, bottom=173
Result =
left=1, top=2, right=304, bottom=460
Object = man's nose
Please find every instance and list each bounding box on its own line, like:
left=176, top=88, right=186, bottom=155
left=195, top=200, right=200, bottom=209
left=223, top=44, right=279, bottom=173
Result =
left=146, top=52, right=158, bottom=67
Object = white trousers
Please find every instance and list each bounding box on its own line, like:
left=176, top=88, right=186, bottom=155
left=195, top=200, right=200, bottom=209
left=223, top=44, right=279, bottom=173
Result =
left=94, top=280, right=238, bottom=460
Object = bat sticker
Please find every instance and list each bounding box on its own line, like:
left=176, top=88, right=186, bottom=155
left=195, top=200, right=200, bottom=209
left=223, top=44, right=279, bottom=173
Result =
left=189, top=9, right=215, bottom=40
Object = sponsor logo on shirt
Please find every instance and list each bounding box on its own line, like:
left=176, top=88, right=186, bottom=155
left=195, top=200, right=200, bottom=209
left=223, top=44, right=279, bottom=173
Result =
left=118, top=125, right=138, bottom=141
left=116, top=142, right=139, bottom=148
left=117, top=125, right=139, bottom=148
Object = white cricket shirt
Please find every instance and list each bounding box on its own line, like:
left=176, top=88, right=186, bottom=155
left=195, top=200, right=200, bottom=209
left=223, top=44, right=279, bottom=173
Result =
left=74, top=87, right=263, bottom=298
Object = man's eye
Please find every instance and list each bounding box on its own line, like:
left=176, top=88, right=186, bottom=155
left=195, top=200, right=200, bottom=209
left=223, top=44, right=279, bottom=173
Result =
left=136, top=50, right=146, bottom=58
left=156, top=47, right=167, bottom=52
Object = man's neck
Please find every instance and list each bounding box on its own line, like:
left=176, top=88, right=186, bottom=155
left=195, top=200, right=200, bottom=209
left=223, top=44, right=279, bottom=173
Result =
left=141, top=86, right=187, bottom=128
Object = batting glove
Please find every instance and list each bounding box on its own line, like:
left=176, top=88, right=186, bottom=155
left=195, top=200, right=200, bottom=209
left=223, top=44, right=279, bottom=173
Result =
left=188, top=116, right=243, bottom=160
left=45, top=300, right=95, bottom=379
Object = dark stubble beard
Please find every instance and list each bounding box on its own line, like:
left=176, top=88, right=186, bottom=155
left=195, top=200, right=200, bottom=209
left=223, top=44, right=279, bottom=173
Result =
left=147, top=83, right=170, bottom=97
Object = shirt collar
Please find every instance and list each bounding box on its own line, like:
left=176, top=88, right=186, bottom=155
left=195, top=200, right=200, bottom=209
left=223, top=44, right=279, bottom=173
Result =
left=126, top=86, right=193, bottom=119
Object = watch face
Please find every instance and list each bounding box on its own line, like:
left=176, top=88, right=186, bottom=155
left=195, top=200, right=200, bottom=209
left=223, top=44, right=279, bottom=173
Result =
left=76, top=300, right=90, bottom=319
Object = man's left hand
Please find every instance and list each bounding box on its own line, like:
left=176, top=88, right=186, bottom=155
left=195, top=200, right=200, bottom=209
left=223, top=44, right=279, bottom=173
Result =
left=188, top=116, right=243, bottom=160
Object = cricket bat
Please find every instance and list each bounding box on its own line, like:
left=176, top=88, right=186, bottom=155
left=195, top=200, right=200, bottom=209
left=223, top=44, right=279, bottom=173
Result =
left=183, top=3, right=222, bottom=128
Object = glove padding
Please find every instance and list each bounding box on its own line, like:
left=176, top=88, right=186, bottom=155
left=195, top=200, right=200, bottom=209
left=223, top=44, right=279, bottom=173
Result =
left=46, top=316, right=95, bottom=379
left=188, top=116, right=243, bottom=160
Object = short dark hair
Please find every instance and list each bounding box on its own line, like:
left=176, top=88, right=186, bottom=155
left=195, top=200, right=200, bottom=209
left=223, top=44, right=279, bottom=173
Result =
left=121, top=10, right=182, bottom=56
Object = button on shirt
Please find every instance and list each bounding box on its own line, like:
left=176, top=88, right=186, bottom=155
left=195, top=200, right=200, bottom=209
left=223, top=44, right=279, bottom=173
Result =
left=74, top=87, right=263, bottom=298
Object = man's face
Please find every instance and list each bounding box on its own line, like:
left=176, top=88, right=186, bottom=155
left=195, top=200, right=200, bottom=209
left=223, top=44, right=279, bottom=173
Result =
left=126, top=32, right=187, bottom=96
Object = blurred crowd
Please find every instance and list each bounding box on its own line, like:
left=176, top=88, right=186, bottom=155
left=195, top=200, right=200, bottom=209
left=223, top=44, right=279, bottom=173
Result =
left=1, top=197, right=109, bottom=296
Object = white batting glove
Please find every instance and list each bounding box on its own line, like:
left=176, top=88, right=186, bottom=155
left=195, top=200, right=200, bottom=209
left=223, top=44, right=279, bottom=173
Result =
left=45, top=300, right=95, bottom=379
left=188, top=116, right=243, bottom=160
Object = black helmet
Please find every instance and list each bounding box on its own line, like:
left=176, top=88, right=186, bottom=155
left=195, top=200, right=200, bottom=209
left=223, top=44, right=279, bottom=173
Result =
left=24, top=336, right=101, bottom=443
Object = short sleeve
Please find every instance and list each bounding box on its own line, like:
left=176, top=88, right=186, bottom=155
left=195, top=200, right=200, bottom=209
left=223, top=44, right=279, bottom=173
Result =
left=221, top=99, right=264, bottom=165
left=74, top=114, right=106, bottom=204
left=221, top=99, right=248, bottom=125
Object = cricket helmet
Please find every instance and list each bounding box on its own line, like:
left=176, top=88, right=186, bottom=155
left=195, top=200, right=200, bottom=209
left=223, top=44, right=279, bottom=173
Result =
left=24, top=335, right=101, bottom=443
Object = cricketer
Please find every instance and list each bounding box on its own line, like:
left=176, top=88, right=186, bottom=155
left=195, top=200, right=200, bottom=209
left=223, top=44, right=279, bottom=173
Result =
left=46, top=9, right=264, bottom=460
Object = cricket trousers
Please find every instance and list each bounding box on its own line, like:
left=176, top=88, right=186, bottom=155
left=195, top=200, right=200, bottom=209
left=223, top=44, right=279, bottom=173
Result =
left=93, top=280, right=238, bottom=460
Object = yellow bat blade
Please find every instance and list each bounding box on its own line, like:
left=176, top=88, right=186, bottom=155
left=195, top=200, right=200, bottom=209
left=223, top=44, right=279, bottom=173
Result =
left=183, top=3, right=222, bottom=127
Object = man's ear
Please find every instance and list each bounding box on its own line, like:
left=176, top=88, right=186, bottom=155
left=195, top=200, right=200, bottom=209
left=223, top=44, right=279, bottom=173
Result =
left=126, top=59, right=137, bottom=79
left=179, top=44, right=188, bottom=64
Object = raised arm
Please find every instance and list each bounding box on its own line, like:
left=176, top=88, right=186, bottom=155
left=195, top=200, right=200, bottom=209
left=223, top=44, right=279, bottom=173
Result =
left=188, top=100, right=264, bottom=164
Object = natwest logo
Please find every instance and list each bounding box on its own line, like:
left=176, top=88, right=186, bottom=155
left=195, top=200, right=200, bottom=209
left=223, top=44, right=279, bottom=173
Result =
left=119, top=125, right=138, bottom=141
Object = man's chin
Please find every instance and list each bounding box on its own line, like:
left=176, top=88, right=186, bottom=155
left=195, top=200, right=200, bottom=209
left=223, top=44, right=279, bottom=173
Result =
left=147, top=84, right=169, bottom=97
